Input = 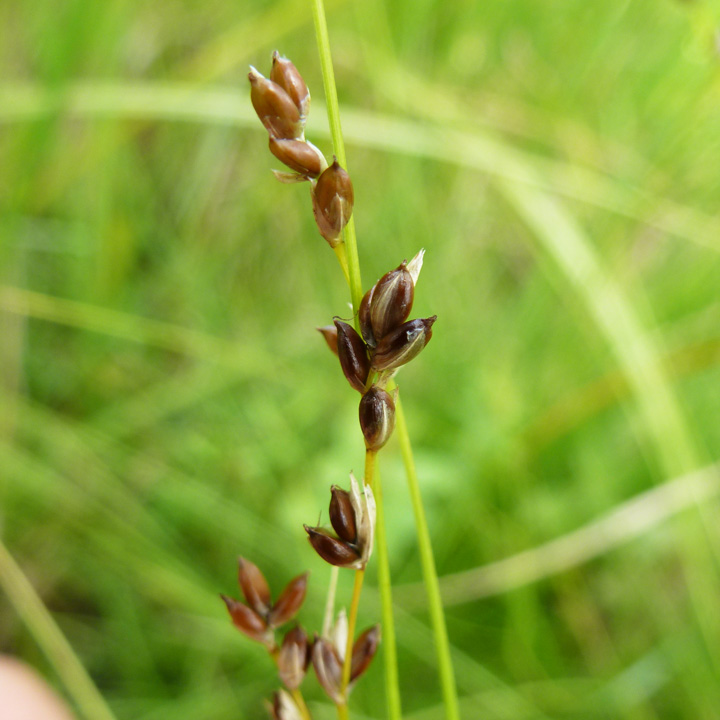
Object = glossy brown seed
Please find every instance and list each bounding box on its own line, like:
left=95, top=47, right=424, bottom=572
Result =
left=370, top=316, right=437, bottom=372
left=278, top=626, right=310, bottom=690
left=334, top=319, right=370, bottom=394
left=304, top=525, right=361, bottom=568
left=350, top=625, right=381, bottom=683
left=268, top=572, right=308, bottom=627
left=311, top=637, right=343, bottom=704
left=248, top=68, right=302, bottom=140
left=221, top=594, right=270, bottom=644
left=359, top=386, right=396, bottom=451
left=238, top=557, right=272, bottom=617
left=329, top=485, right=357, bottom=544
left=311, top=159, right=354, bottom=247
left=358, top=285, right=376, bottom=348
left=369, top=262, right=415, bottom=341
left=270, top=51, right=310, bottom=119
left=268, top=137, right=324, bottom=178
left=317, top=325, right=339, bottom=355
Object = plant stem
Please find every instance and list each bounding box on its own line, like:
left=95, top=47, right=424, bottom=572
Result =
left=341, top=567, right=365, bottom=691
left=394, top=391, right=460, bottom=720
left=0, top=539, right=119, bottom=720
left=291, top=689, right=313, bottom=720
left=372, top=464, right=403, bottom=719
left=310, top=0, right=363, bottom=314
left=311, top=5, right=455, bottom=719
left=323, top=565, right=340, bottom=636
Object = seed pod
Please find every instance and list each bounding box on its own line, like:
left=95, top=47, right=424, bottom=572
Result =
left=312, top=637, right=344, bottom=704
left=268, top=689, right=303, bottom=720
left=268, top=572, right=308, bottom=627
left=248, top=67, right=303, bottom=140
left=358, top=285, right=376, bottom=348
left=368, top=262, right=414, bottom=341
left=278, top=626, right=310, bottom=690
left=317, top=325, right=339, bottom=356
left=270, top=51, right=310, bottom=120
left=311, top=159, right=354, bottom=247
left=359, top=386, right=396, bottom=451
left=221, top=594, right=271, bottom=645
left=304, top=525, right=361, bottom=568
left=268, top=137, right=326, bottom=178
left=350, top=625, right=381, bottom=683
left=238, top=557, right=272, bottom=617
left=334, top=319, right=370, bottom=393
left=329, top=485, right=357, bottom=544
left=370, top=316, right=437, bottom=372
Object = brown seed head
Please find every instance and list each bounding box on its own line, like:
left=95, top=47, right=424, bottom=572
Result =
left=304, top=525, right=361, bottom=568
left=350, top=624, right=381, bottom=683
left=268, top=572, right=308, bottom=628
left=359, top=386, right=396, bottom=451
left=311, top=159, right=354, bottom=247
left=277, top=626, right=310, bottom=690
left=334, top=319, right=370, bottom=394
left=311, top=637, right=344, bottom=703
left=317, top=325, right=339, bottom=356
left=268, top=137, right=325, bottom=178
left=248, top=67, right=303, bottom=140
left=221, top=594, right=271, bottom=645
left=329, top=485, right=357, bottom=543
left=370, top=316, right=437, bottom=372
left=358, top=284, right=377, bottom=348
left=369, top=262, right=415, bottom=341
left=238, top=557, right=272, bottom=617
left=270, top=51, right=311, bottom=120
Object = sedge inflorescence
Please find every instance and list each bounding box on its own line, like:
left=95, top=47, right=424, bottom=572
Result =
left=223, top=50, right=437, bottom=719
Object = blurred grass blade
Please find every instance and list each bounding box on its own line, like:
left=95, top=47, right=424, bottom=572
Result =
left=0, top=539, right=119, bottom=720
left=1, top=82, right=718, bottom=252
left=395, top=463, right=720, bottom=607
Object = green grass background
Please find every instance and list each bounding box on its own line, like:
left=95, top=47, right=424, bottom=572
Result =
left=2, top=0, right=720, bottom=717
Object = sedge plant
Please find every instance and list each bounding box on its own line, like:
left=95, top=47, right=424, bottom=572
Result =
left=221, top=5, right=460, bottom=719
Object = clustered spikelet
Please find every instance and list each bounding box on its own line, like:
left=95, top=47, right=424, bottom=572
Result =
left=248, top=53, right=353, bottom=246
left=230, top=50, right=437, bottom=718
left=331, top=249, right=436, bottom=451
left=311, top=611, right=381, bottom=704
left=221, top=558, right=308, bottom=649
left=304, top=473, right=376, bottom=569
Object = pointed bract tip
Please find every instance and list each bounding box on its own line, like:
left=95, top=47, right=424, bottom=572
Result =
left=406, top=248, right=425, bottom=285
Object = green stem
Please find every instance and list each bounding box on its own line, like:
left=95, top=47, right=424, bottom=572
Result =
left=310, top=0, right=363, bottom=314
left=0, top=538, right=119, bottom=720
left=341, top=567, right=366, bottom=691
left=373, top=464, right=403, bottom=719
left=395, top=392, right=460, bottom=720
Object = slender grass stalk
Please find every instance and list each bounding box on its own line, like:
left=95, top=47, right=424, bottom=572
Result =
left=342, top=568, right=366, bottom=691
left=323, top=566, right=340, bottom=636
left=394, top=391, right=460, bottom=720
left=311, top=3, right=459, bottom=718
left=0, top=538, right=119, bottom=720
left=310, top=0, right=362, bottom=314
left=372, top=464, right=403, bottom=719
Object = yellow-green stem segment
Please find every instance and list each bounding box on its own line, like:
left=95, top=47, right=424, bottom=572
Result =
left=395, top=391, right=460, bottom=720
left=373, top=465, right=403, bottom=719
left=310, top=0, right=363, bottom=314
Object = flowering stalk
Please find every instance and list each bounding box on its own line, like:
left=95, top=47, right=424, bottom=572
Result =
left=310, top=3, right=460, bottom=719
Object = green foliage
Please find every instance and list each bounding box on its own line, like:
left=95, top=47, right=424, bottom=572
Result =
left=2, top=0, right=720, bottom=718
